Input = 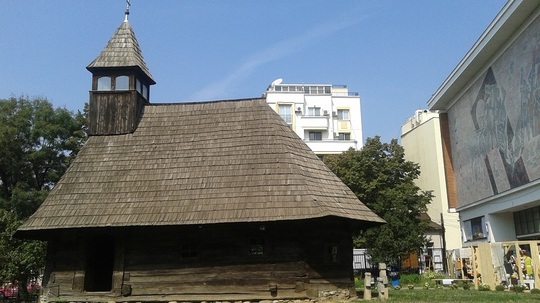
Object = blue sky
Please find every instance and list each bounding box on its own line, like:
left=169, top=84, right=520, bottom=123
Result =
left=0, top=0, right=507, bottom=143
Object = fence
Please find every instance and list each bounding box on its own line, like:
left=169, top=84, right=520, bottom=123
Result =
left=353, top=248, right=379, bottom=276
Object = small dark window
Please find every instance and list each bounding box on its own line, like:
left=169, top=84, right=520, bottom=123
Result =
left=338, top=133, right=350, bottom=140
left=325, top=244, right=340, bottom=263
left=142, top=84, right=149, bottom=100
left=309, top=131, right=322, bottom=141
left=249, top=238, right=265, bottom=255
left=136, top=79, right=142, bottom=94
left=84, top=235, right=115, bottom=292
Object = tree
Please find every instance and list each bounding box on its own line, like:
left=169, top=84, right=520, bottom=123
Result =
left=0, top=96, right=86, bottom=297
left=324, top=136, right=432, bottom=265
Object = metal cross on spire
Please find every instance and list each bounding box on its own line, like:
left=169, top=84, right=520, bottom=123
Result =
left=124, top=0, right=131, bottom=22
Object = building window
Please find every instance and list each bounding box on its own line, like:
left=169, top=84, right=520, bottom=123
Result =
left=309, top=131, right=322, bottom=141
left=97, top=76, right=111, bottom=91
left=307, top=107, right=321, bottom=116
left=278, top=104, right=292, bottom=124
left=116, top=76, right=129, bottom=90
left=249, top=238, right=265, bottom=255
left=337, top=109, right=350, bottom=120
left=463, top=216, right=486, bottom=241
left=514, top=206, right=540, bottom=237
left=142, top=84, right=149, bottom=100
left=338, top=133, right=350, bottom=140
left=325, top=244, right=340, bottom=263
left=136, top=78, right=142, bottom=94
left=304, top=86, right=331, bottom=95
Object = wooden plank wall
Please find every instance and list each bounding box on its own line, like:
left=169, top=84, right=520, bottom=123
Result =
left=89, top=91, right=143, bottom=135
left=44, top=219, right=356, bottom=302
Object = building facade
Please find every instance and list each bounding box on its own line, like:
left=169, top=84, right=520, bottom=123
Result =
left=427, top=0, right=540, bottom=245
left=401, top=110, right=462, bottom=272
left=265, top=80, right=363, bottom=155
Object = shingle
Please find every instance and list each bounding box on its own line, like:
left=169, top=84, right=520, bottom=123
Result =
left=86, top=20, right=155, bottom=84
left=17, top=98, right=384, bottom=234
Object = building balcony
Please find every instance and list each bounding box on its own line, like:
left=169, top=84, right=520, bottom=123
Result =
left=305, top=139, right=358, bottom=154
left=300, top=115, right=329, bottom=130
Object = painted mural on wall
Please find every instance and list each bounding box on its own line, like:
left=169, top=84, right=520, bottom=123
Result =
left=449, top=15, right=540, bottom=207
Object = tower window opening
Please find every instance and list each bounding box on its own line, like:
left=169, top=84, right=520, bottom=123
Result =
left=97, top=76, right=112, bottom=91
left=116, top=76, right=129, bottom=90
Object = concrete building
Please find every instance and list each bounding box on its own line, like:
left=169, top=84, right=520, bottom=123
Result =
left=265, top=79, right=363, bottom=155
left=425, top=0, right=540, bottom=246
left=401, top=110, right=462, bottom=272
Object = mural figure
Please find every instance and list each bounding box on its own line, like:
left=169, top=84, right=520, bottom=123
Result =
left=471, top=67, right=529, bottom=194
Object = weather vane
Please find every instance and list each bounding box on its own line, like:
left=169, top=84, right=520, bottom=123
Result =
left=124, top=0, right=131, bottom=22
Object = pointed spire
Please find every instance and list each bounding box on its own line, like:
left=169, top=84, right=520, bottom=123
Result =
left=86, top=13, right=155, bottom=84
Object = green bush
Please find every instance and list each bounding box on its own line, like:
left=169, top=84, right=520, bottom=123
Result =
left=511, top=285, right=525, bottom=293
left=399, top=273, right=422, bottom=285
left=478, top=283, right=491, bottom=291
left=531, top=288, right=540, bottom=294
left=422, top=271, right=446, bottom=280
left=462, top=281, right=471, bottom=290
left=495, top=284, right=505, bottom=291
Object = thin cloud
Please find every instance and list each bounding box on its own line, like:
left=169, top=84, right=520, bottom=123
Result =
left=190, top=14, right=366, bottom=100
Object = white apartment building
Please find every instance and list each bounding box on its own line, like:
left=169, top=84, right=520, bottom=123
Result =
left=265, top=79, right=363, bottom=155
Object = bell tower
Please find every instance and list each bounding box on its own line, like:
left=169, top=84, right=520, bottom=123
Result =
left=86, top=4, right=155, bottom=135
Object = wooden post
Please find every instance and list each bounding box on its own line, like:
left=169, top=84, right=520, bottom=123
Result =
left=527, top=240, right=539, bottom=290
left=363, top=272, right=371, bottom=300
left=378, top=263, right=388, bottom=300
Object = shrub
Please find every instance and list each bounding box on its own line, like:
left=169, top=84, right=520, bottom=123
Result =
left=531, top=288, right=540, bottom=294
left=462, top=282, right=471, bottom=290
left=478, top=283, right=491, bottom=291
left=511, top=285, right=525, bottom=293
left=422, top=271, right=446, bottom=280
left=399, top=273, right=422, bottom=285
left=495, top=284, right=505, bottom=291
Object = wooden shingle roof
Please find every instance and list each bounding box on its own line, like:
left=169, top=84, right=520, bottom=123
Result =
left=86, top=20, right=155, bottom=84
left=17, top=99, right=383, bottom=236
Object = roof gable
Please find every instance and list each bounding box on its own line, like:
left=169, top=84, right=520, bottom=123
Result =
left=17, top=99, right=383, bottom=236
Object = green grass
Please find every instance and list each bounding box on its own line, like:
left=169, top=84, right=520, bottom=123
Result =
left=353, top=288, right=540, bottom=302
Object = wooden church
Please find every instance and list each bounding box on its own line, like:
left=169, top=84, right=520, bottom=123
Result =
left=16, top=8, right=384, bottom=303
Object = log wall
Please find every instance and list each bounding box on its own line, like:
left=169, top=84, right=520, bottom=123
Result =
left=42, top=218, right=356, bottom=302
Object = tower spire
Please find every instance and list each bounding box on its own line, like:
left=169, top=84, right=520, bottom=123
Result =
left=124, top=0, right=131, bottom=22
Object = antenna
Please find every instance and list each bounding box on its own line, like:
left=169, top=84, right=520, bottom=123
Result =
left=124, top=0, right=131, bottom=22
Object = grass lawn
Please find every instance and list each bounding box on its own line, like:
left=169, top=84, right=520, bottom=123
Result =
left=353, top=288, right=540, bottom=302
